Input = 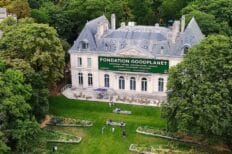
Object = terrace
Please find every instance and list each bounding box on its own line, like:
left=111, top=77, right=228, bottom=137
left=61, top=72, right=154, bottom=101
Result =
left=61, top=85, right=167, bottom=106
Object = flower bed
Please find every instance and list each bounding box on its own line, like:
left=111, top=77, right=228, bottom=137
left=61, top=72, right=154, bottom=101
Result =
left=106, top=120, right=126, bottom=127
left=136, top=126, right=202, bottom=146
left=47, top=116, right=93, bottom=127
left=113, top=108, right=132, bottom=115
left=129, top=144, right=196, bottom=154
left=137, top=126, right=173, bottom=137
left=45, top=129, right=82, bottom=143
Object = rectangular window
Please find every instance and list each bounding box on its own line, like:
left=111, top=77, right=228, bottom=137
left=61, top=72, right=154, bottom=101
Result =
left=87, top=58, right=92, bottom=68
left=78, top=73, right=83, bottom=85
left=130, top=77, right=136, bottom=90
left=119, top=76, right=125, bottom=90
left=158, top=78, right=164, bottom=92
left=88, top=73, right=93, bottom=86
left=104, top=74, right=110, bottom=88
left=77, top=57, right=82, bottom=67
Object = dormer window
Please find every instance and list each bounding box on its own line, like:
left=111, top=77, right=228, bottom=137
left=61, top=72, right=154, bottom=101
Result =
left=183, top=46, right=189, bottom=54
left=160, top=46, right=164, bottom=54
left=81, top=40, right=89, bottom=50
left=183, top=44, right=191, bottom=55
left=105, top=43, right=110, bottom=51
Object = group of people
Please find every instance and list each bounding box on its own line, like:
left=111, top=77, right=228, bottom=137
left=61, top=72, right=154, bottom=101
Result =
left=101, top=125, right=127, bottom=138
left=106, top=101, right=127, bottom=138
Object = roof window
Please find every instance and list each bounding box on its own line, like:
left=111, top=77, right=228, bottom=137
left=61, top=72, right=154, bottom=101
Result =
left=81, top=39, right=89, bottom=50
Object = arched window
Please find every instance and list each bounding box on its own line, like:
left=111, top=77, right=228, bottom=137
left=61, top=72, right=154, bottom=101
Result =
left=78, top=73, right=83, bottom=85
left=88, top=73, right=93, bottom=86
left=119, top=76, right=125, bottom=90
left=141, top=78, right=147, bottom=91
left=130, top=77, right=136, bottom=90
left=158, top=78, right=164, bottom=92
left=104, top=74, right=110, bottom=88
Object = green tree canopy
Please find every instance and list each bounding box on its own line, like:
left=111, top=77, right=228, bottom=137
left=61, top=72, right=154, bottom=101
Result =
left=159, top=0, right=193, bottom=22
left=162, top=35, right=232, bottom=147
left=182, top=0, right=232, bottom=36
left=3, top=0, right=31, bottom=18
left=0, top=60, right=41, bottom=152
left=0, top=18, right=65, bottom=85
left=128, top=0, right=155, bottom=25
left=0, top=17, right=65, bottom=120
left=185, top=10, right=220, bottom=35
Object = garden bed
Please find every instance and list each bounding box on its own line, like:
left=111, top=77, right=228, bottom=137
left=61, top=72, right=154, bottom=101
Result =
left=136, top=126, right=203, bottom=146
left=45, top=129, right=82, bottom=144
left=106, top=120, right=126, bottom=127
left=47, top=116, right=93, bottom=127
left=113, top=108, right=132, bottom=115
left=129, top=144, right=196, bottom=154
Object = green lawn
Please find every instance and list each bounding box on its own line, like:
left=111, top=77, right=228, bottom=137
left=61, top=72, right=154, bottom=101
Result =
left=47, top=96, right=203, bottom=154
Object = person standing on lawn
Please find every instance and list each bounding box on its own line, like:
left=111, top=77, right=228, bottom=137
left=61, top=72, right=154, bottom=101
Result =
left=122, top=130, right=126, bottom=138
left=102, top=126, right=105, bottom=134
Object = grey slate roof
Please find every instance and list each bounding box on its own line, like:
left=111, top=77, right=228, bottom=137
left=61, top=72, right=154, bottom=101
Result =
left=183, top=17, right=204, bottom=46
left=70, top=15, right=204, bottom=57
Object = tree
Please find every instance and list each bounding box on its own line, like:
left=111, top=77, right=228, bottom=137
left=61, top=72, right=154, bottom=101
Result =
left=185, top=10, right=220, bottom=35
left=0, top=16, right=17, bottom=31
left=0, top=18, right=65, bottom=120
left=162, top=35, right=232, bottom=147
left=31, top=8, right=50, bottom=23
left=0, top=0, right=11, bottom=7
left=182, top=0, right=232, bottom=36
left=28, top=0, right=41, bottom=9
left=0, top=18, right=65, bottom=86
left=128, top=0, right=155, bottom=25
left=0, top=60, right=42, bottom=152
left=159, top=0, right=193, bottom=22
left=6, top=0, right=31, bottom=18
left=0, top=131, right=9, bottom=153
left=31, top=0, right=134, bottom=43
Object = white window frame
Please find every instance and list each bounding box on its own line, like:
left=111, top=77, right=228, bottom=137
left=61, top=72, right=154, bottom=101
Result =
left=78, top=73, right=83, bottom=85
left=77, top=57, right=82, bottom=67
left=158, top=78, right=164, bottom=92
left=104, top=74, right=110, bottom=88
left=87, top=58, right=92, bottom=68
left=119, top=76, right=125, bottom=90
left=141, top=78, right=147, bottom=91
left=88, top=73, right=93, bottom=86
left=130, top=77, right=136, bottom=90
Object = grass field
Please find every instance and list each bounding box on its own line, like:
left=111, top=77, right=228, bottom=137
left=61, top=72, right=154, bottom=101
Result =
left=47, top=96, right=203, bottom=154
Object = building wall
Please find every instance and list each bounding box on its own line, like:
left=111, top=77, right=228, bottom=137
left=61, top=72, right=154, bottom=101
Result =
left=70, top=52, right=182, bottom=95
left=0, top=8, right=7, bottom=23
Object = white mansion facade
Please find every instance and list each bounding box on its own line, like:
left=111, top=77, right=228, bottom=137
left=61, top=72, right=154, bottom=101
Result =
left=69, top=14, right=204, bottom=103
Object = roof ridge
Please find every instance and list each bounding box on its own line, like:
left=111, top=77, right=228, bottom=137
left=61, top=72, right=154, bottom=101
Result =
left=86, top=15, right=107, bottom=25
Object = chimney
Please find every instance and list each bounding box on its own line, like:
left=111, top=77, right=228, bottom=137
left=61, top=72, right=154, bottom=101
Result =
left=111, top=14, right=116, bottom=30
left=181, top=15, right=185, bottom=32
left=172, top=21, right=180, bottom=43
left=128, top=21, right=136, bottom=26
left=120, top=22, right=125, bottom=27
left=96, top=23, right=104, bottom=39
